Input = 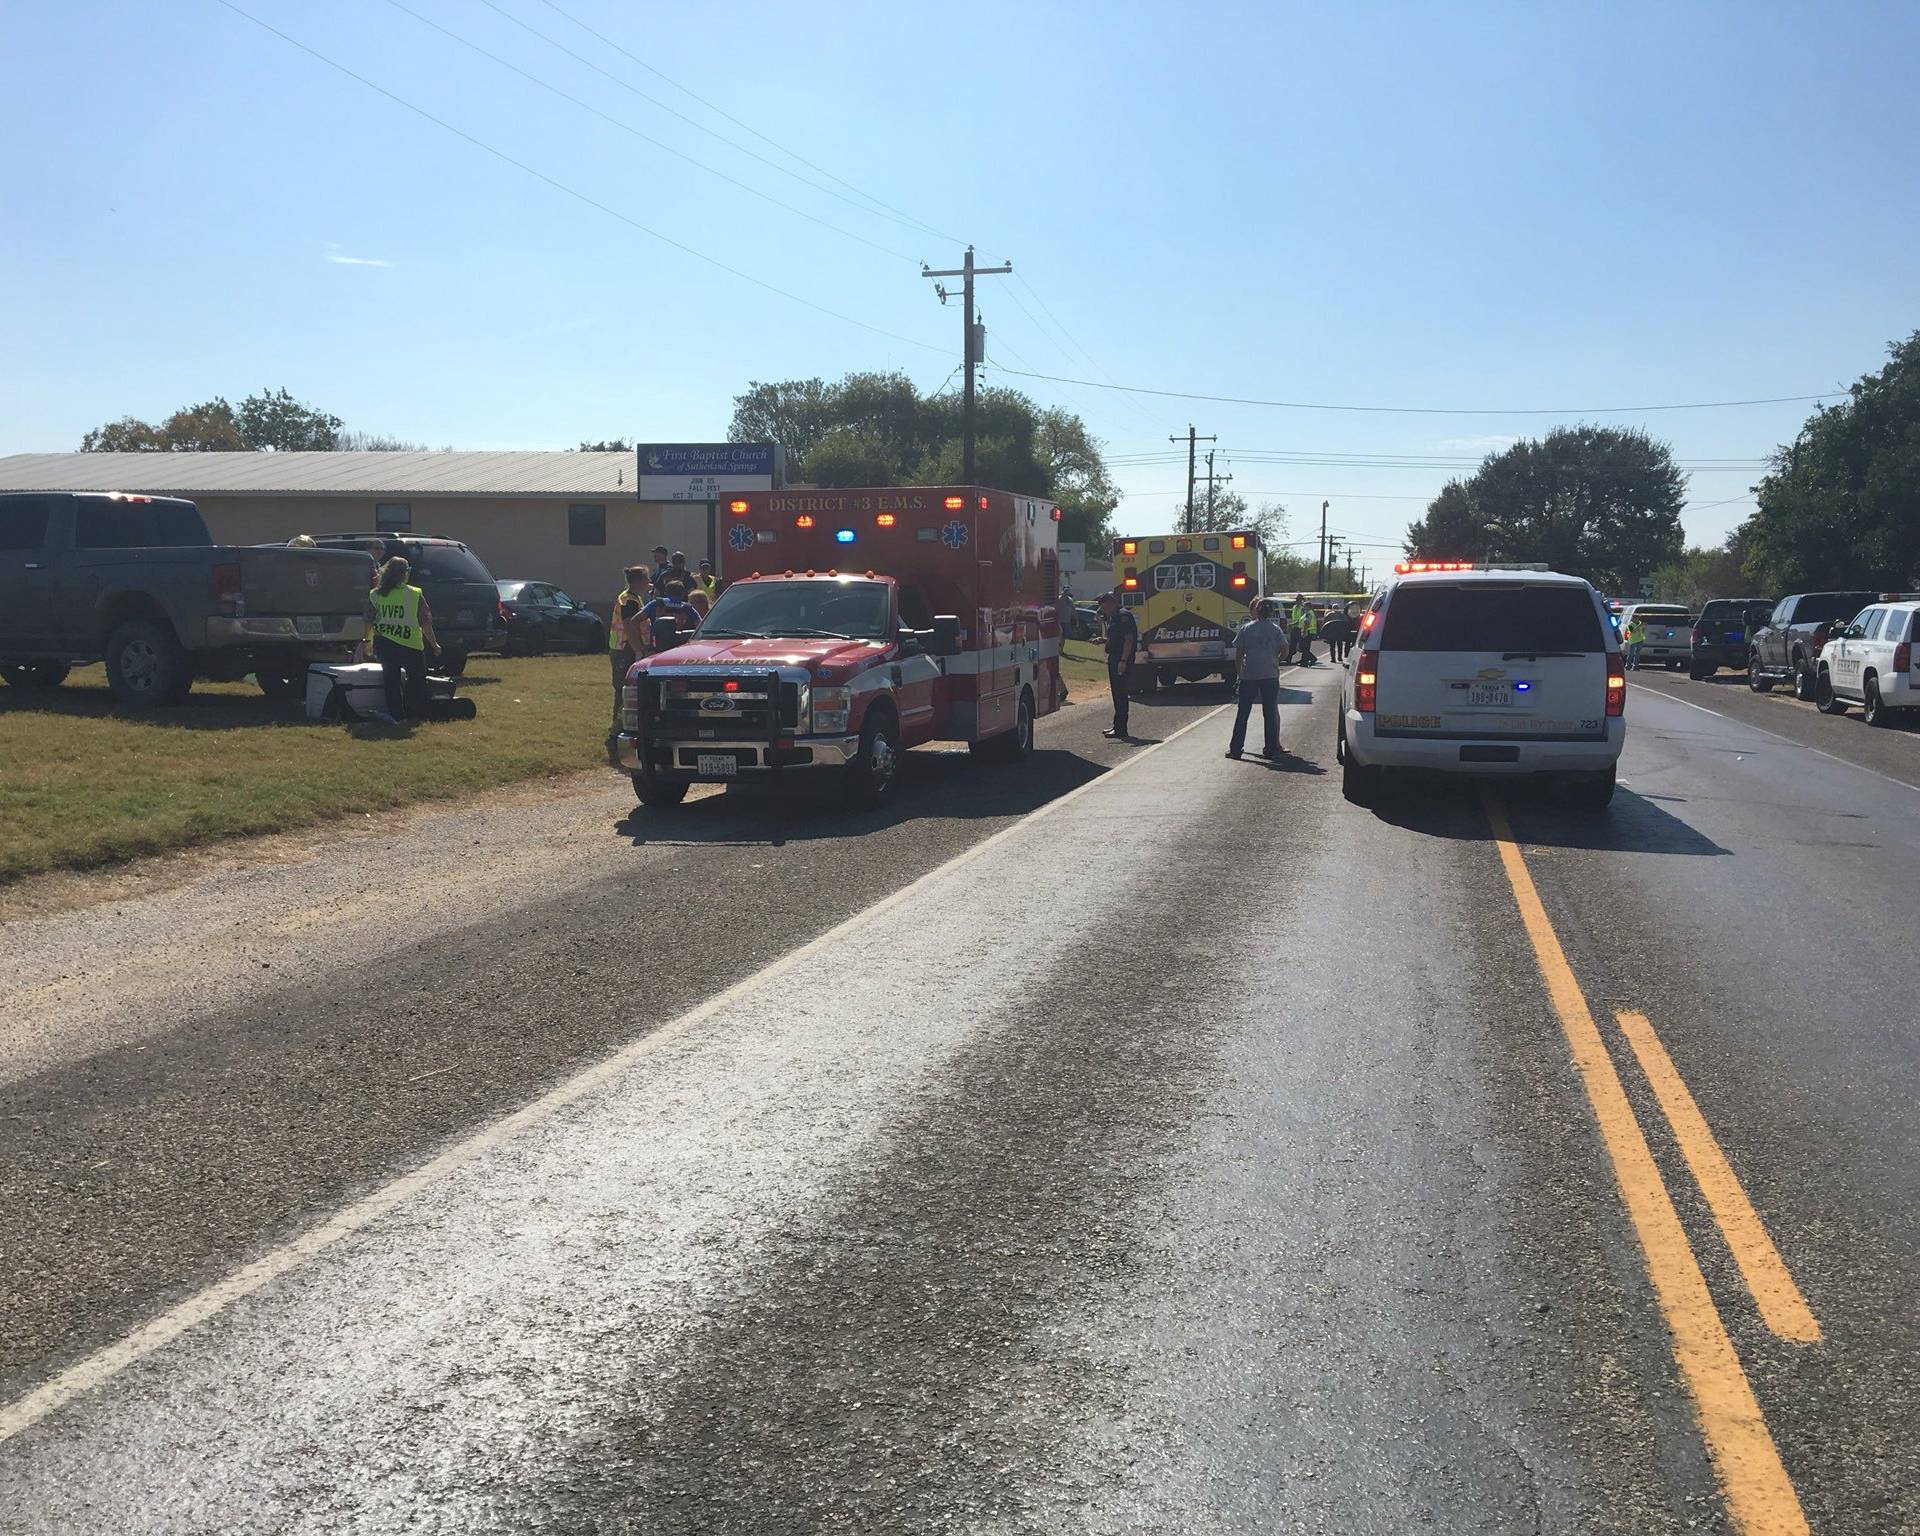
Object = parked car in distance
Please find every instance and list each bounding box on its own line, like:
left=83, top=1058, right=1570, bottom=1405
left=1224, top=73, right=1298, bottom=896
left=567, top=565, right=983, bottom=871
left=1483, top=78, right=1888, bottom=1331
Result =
left=1338, top=567, right=1624, bottom=810
left=306, top=534, right=506, bottom=674
left=0, top=491, right=371, bottom=705
left=1621, top=604, right=1694, bottom=669
left=1070, top=602, right=1102, bottom=643
left=1813, top=598, right=1920, bottom=725
left=494, top=581, right=607, bottom=655
left=1689, top=598, right=1775, bottom=679
left=1748, top=591, right=1876, bottom=699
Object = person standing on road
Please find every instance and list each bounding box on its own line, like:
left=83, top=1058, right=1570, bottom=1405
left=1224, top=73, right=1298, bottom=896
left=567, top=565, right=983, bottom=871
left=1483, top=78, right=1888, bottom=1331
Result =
left=1321, top=605, right=1351, bottom=664
left=1624, top=612, right=1645, bottom=671
left=610, top=565, right=652, bottom=731
left=1227, top=598, right=1288, bottom=760
left=1099, top=589, right=1138, bottom=740
left=1289, top=596, right=1319, bottom=664
left=366, top=556, right=439, bottom=722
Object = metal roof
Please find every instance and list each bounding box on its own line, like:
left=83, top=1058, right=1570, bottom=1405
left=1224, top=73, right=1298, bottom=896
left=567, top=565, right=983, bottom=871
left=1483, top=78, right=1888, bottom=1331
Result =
left=0, top=451, right=635, bottom=497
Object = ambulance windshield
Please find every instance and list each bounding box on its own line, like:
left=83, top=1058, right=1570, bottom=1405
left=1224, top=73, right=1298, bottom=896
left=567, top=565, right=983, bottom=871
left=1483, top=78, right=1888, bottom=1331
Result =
left=702, top=579, right=891, bottom=641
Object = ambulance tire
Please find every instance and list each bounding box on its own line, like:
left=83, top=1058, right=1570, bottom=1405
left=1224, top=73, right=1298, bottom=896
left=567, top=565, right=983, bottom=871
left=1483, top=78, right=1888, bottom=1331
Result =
left=631, top=770, right=689, bottom=808
left=844, top=707, right=901, bottom=809
left=976, top=689, right=1034, bottom=764
left=1129, top=666, right=1157, bottom=698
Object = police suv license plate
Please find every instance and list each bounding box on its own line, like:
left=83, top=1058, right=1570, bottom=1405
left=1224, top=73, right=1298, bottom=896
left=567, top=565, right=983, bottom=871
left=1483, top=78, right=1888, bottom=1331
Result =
left=1468, top=682, right=1514, bottom=706
left=697, top=753, right=737, bottom=777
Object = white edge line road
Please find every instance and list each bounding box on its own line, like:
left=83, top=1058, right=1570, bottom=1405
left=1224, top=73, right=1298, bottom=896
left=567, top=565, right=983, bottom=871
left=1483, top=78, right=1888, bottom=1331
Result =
left=1629, top=682, right=1920, bottom=796
left=0, top=697, right=1236, bottom=1446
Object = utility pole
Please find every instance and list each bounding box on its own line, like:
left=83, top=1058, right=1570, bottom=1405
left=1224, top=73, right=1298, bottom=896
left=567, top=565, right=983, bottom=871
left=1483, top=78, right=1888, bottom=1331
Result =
left=1170, top=424, right=1216, bottom=532
left=923, top=247, right=1012, bottom=483
left=1316, top=500, right=1330, bottom=590
left=1326, top=536, right=1345, bottom=586
left=1197, top=449, right=1232, bottom=530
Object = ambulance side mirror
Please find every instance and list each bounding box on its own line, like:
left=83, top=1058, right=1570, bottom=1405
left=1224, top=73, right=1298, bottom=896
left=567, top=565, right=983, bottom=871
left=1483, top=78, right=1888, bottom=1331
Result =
left=929, top=615, right=962, bottom=657
left=896, top=629, right=924, bottom=658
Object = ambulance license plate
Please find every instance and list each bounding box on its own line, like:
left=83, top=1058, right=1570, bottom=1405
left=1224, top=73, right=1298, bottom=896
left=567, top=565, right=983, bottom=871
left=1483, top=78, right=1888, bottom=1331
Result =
left=1468, top=683, right=1514, bottom=706
left=697, top=753, right=737, bottom=777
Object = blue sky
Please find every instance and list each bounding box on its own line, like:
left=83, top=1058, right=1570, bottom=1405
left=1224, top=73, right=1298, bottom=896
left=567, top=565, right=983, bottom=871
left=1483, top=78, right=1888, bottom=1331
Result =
left=5, top=0, right=1916, bottom=563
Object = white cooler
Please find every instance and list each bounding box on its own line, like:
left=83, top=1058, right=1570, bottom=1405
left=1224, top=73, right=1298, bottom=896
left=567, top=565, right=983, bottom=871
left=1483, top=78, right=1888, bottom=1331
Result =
left=306, top=662, right=390, bottom=721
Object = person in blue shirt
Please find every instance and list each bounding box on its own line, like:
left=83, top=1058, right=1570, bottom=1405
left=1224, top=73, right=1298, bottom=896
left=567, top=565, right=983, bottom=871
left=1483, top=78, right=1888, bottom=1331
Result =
left=640, top=579, right=700, bottom=652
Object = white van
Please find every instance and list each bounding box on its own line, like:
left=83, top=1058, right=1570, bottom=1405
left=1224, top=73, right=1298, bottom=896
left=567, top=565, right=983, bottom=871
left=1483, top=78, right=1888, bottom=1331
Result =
left=1337, top=567, right=1626, bottom=808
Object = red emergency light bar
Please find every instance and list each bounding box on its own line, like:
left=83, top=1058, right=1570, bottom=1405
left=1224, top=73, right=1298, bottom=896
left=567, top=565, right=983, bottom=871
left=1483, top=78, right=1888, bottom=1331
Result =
left=943, top=496, right=965, bottom=510
left=728, top=499, right=749, bottom=515
left=1394, top=560, right=1476, bottom=574
left=1231, top=535, right=1247, bottom=549
left=875, top=513, right=896, bottom=527
left=795, top=515, right=815, bottom=529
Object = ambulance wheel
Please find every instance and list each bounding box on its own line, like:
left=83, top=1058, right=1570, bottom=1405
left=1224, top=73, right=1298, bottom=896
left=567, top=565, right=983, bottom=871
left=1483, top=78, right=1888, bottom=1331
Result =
left=844, top=707, right=901, bottom=809
left=977, top=689, right=1034, bottom=763
left=631, top=770, right=689, bottom=808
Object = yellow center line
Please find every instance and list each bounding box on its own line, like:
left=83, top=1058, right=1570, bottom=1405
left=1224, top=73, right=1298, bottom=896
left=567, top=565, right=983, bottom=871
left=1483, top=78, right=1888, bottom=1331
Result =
left=1615, top=1010, right=1822, bottom=1345
left=1481, top=791, right=1809, bottom=1536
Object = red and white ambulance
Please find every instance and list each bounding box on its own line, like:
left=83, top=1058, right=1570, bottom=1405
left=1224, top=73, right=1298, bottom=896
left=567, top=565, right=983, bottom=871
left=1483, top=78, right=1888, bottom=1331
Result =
left=613, top=486, right=1065, bottom=809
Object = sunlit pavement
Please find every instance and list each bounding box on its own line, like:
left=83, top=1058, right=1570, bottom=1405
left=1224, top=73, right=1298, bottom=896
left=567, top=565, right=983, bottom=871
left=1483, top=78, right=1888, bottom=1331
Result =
left=3, top=675, right=1916, bottom=1534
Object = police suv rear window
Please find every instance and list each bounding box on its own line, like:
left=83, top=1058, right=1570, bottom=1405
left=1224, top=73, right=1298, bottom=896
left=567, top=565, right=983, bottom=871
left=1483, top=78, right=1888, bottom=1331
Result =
left=1379, top=585, right=1603, bottom=653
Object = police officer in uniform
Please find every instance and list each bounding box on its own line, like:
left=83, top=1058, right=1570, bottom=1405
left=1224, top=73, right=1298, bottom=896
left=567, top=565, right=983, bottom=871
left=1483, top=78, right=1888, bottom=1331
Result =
left=366, top=555, right=440, bottom=721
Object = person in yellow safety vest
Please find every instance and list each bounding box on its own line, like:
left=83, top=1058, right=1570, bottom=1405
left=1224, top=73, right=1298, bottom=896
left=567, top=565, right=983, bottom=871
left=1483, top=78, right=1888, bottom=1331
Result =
left=694, top=557, right=719, bottom=602
left=610, top=564, right=654, bottom=733
left=365, top=556, right=440, bottom=722
left=1624, top=612, right=1645, bottom=671
left=1289, top=595, right=1320, bottom=665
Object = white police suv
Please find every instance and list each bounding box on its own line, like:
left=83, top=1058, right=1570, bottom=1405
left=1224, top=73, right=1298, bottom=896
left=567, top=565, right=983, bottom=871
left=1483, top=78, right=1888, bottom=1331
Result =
left=1337, top=563, right=1626, bottom=809
left=1815, top=598, right=1920, bottom=726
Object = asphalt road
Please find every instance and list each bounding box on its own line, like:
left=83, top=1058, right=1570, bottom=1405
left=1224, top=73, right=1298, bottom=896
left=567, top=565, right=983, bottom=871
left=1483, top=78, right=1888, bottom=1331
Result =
left=2, top=665, right=1915, bottom=1533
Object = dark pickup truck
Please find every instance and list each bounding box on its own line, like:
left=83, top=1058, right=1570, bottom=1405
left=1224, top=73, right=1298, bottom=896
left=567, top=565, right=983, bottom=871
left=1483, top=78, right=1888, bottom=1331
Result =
left=1689, top=597, right=1774, bottom=679
left=1746, top=590, right=1875, bottom=698
left=0, top=491, right=372, bottom=705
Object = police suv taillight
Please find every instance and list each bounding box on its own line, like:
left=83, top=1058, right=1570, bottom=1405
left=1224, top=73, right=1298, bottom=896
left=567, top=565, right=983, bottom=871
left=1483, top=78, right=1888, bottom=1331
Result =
left=1606, top=664, right=1626, bottom=717
left=1355, top=651, right=1378, bottom=713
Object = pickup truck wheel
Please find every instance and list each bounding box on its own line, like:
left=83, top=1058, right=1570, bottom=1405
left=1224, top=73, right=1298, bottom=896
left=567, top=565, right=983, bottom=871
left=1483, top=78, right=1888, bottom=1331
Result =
left=844, top=709, right=901, bottom=809
left=0, top=662, right=70, bottom=691
left=1747, top=663, right=1773, bottom=693
left=1864, top=677, right=1889, bottom=727
left=439, top=648, right=468, bottom=677
left=106, top=619, right=192, bottom=707
left=1688, top=663, right=1711, bottom=681
left=1816, top=672, right=1849, bottom=714
left=630, top=770, right=689, bottom=807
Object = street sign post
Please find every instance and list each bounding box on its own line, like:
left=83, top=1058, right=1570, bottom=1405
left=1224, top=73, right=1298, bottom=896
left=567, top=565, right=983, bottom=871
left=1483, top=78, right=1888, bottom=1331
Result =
left=635, top=444, right=783, bottom=503
left=636, top=444, right=784, bottom=568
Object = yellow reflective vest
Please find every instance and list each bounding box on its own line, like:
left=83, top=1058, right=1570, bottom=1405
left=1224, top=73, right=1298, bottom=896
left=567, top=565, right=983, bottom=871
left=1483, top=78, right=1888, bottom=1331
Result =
left=371, top=584, right=425, bottom=650
left=610, top=588, right=635, bottom=652
left=1291, top=604, right=1319, bottom=636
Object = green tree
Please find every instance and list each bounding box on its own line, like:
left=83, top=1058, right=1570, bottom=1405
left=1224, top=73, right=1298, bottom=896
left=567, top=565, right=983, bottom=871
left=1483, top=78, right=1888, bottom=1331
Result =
left=235, top=388, right=341, bottom=451
left=1405, top=426, right=1686, bottom=592
left=577, top=438, right=632, bottom=453
left=726, top=371, right=1121, bottom=537
left=1650, top=541, right=1755, bottom=608
left=340, top=430, right=429, bottom=451
left=1739, top=331, right=1920, bottom=593
left=80, top=389, right=348, bottom=452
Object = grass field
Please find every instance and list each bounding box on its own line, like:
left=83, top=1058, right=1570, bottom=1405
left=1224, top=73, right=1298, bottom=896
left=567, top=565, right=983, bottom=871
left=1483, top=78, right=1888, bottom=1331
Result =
left=1060, top=639, right=1110, bottom=693
left=0, top=655, right=611, bottom=883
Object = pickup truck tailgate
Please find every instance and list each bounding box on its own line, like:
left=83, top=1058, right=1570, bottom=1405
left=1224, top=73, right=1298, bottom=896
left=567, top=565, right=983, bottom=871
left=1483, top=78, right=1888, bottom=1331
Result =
left=229, top=547, right=372, bottom=618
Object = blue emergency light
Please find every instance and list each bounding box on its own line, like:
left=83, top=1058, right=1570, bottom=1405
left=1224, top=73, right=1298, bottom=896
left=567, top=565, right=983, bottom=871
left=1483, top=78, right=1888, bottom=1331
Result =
left=834, top=529, right=856, bottom=544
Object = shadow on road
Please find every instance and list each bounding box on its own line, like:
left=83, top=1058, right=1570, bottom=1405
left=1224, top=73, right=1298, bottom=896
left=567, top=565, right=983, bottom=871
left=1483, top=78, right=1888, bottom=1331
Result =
left=615, top=744, right=1110, bottom=847
left=1365, top=778, right=1731, bottom=856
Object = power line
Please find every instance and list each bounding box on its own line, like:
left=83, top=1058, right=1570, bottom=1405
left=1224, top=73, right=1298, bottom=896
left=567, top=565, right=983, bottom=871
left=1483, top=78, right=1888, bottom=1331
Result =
left=212, top=0, right=945, bottom=357
left=384, top=0, right=915, bottom=262
left=475, top=0, right=953, bottom=247
left=987, top=364, right=1837, bottom=417
left=535, top=0, right=962, bottom=244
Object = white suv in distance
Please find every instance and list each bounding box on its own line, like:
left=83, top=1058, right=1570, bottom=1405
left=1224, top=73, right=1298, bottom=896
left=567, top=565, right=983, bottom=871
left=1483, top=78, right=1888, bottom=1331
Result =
left=1338, top=565, right=1626, bottom=809
left=1815, top=598, right=1920, bottom=726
